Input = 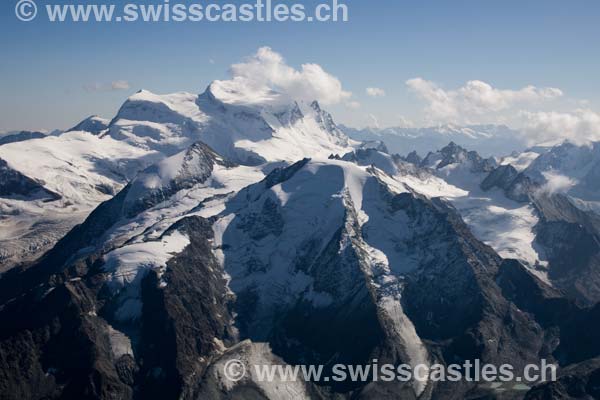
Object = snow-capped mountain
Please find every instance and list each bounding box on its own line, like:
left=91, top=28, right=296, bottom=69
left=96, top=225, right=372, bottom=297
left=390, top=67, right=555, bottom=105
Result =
left=109, top=82, right=353, bottom=165
left=2, top=146, right=584, bottom=400
left=418, top=141, right=497, bottom=172
left=523, top=141, right=600, bottom=202
left=1, top=84, right=600, bottom=400
left=0, top=131, right=48, bottom=146
left=478, top=140, right=600, bottom=206
left=0, top=131, right=157, bottom=270
left=67, top=115, right=110, bottom=135
left=477, top=140, right=600, bottom=305
left=363, top=142, right=549, bottom=282
left=0, top=84, right=354, bottom=270
left=340, top=124, right=526, bottom=157
left=342, top=140, right=600, bottom=307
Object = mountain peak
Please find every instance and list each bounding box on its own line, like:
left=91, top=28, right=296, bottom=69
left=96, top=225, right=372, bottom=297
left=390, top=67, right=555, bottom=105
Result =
left=440, top=141, right=462, bottom=152
left=421, top=141, right=497, bottom=172
left=68, top=115, right=109, bottom=134
left=104, top=85, right=353, bottom=165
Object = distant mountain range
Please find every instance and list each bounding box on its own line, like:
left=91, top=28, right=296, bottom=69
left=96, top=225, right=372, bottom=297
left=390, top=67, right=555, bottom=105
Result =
left=340, top=124, right=528, bottom=157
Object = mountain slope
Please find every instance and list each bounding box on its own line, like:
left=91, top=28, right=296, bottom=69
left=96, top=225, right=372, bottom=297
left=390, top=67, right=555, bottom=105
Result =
left=0, top=131, right=159, bottom=270
left=68, top=115, right=110, bottom=135
left=479, top=140, right=600, bottom=304
left=109, top=84, right=353, bottom=165
left=0, top=84, right=355, bottom=271
left=2, top=144, right=597, bottom=400
left=2, top=77, right=600, bottom=400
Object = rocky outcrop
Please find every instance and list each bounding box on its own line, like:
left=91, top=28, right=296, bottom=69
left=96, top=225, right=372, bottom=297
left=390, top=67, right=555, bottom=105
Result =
left=403, top=150, right=422, bottom=166
left=481, top=164, right=519, bottom=192
left=0, top=215, right=232, bottom=400
left=525, top=357, right=600, bottom=400
left=68, top=116, right=109, bottom=135
left=0, top=158, right=60, bottom=201
left=2, top=145, right=600, bottom=400
left=532, top=194, right=600, bottom=305
left=421, top=142, right=497, bottom=172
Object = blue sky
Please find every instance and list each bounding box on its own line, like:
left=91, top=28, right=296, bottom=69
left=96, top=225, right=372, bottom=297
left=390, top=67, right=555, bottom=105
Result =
left=1, top=0, right=600, bottom=132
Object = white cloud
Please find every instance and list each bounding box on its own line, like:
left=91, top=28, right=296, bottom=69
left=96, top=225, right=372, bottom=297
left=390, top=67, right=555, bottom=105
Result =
left=84, top=80, right=131, bottom=92
left=519, top=109, right=600, bottom=145
left=111, top=80, right=130, bottom=90
left=406, top=78, right=562, bottom=124
left=366, top=87, right=386, bottom=97
left=538, top=171, right=577, bottom=194
left=346, top=101, right=361, bottom=109
left=213, top=47, right=352, bottom=106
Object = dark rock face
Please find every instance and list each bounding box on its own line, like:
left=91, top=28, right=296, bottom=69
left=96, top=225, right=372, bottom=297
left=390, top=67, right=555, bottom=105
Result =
left=0, top=216, right=231, bottom=400
left=264, top=158, right=310, bottom=188
left=0, top=263, right=133, bottom=400
left=504, top=173, right=537, bottom=202
left=310, top=101, right=349, bottom=146
left=481, top=164, right=519, bottom=191
left=524, top=358, right=600, bottom=400
left=3, top=143, right=600, bottom=400
left=532, top=194, right=600, bottom=305
left=0, top=143, right=244, bottom=399
left=480, top=164, right=538, bottom=202
left=536, top=221, right=600, bottom=305
left=0, top=185, right=131, bottom=305
left=271, top=237, right=386, bottom=392
left=217, top=163, right=390, bottom=393
left=236, top=197, right=284, bottom=241
left=421, top=142, right=497, bottom=172
left=481, top=166, right=600, bottom=305
left=399, top=194, right=497, bottom=341
left=494, top=260, right=600, bottom=370
left=403, top=151, right=422, bottom=166
left=341, top=148, right=373, bottom=163
left=135, top=217, right=234, bottom=400
left=533, top=193, right=600, bottom=236
left=398, top=197, right=552, bottom=398
left=274, top=102, right=304, bottom=126
left=579, top=160, right=600, bottom=198
left=0, top=142, right=225, bottom=313
left=495, top=259, right=574, bottom=326
left=67, top=116, right=109, bottom=135
left=123, top=142, right=231, bottom=217
left=0, top=158, right=61, bottom=201
left=482, top=163, right=600, bottom=306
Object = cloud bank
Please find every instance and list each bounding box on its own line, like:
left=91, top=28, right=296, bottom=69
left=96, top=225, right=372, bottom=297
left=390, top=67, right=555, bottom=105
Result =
left=406, top=78, right=563, bottom=124
left=403, top=77, right=600, bottom=144
left=84, top=80, right=131, bottom=92
left=366, top=87, right=386, bottom=97
left=210, top=50, right=598, bottom=146
left=213, top=47, right=352, bottom=106
left=541, top=172, right=577, bottom=194
left=520, top=109, right=600, bottom=145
